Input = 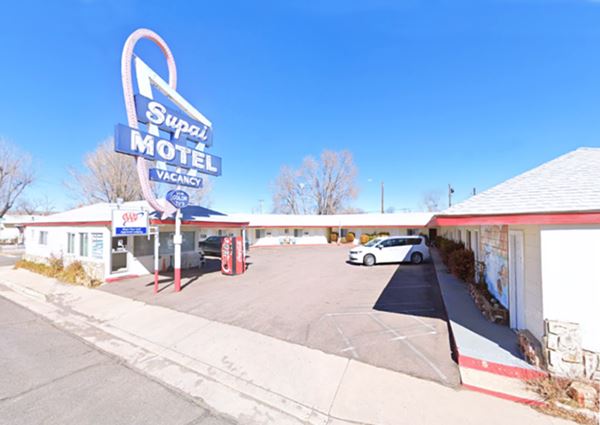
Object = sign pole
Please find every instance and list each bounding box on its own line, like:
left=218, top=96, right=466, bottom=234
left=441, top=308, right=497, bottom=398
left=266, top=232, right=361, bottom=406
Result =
left=174, top=207, right=182, bottom=292
left=150, top=226, right=159, bottom=293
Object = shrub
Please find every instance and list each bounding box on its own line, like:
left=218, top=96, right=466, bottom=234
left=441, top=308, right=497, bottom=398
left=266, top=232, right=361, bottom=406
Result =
left=59, top=261, right=87, bottom=284
left=346, top=232, right=355, bottom=243
left=359, top=234, right=369, bottom=244
left=377, top=232, right=390, bottom=238
left=436, top=236, right=464, bottom=265
left=448, top=248, right=475, bottom=283
left=48, top=255, right=64, bottom=275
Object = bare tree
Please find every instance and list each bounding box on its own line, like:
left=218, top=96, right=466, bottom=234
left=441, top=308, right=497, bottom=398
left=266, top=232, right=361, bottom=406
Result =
left=16, top=195, right=55, bottom=215
left=68, top=138, right=143, bottom=204
left=0, top=139, right=35, bottom=218
left=420, top=190, right=442, bottom=212
left=272, top=150, right=358, bottom=214
left=185, top=178, right=213, bottom=207
left=272, top=166, right=307, bottom=214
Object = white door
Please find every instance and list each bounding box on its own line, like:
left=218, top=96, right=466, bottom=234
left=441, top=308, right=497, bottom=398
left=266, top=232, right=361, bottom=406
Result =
left=508, top=230, right=525, bottom=329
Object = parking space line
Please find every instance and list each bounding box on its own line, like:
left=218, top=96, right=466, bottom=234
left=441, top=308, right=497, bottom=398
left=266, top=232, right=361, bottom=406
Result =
left=411, top=315, right=437, bottom=332
left=369, top=314, right=449, bottom=383
left=330, top=315, right=360, bottom=359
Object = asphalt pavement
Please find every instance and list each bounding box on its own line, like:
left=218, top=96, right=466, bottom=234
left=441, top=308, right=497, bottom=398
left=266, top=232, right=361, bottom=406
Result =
left=102, top=246, right=460, bottom=386
left=0, top=253, right=19, bottom=267
left=0, top=296, right=237, bottom=425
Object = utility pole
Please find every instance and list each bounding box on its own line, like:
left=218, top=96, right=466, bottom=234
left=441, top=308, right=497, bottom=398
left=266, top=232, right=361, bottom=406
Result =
left=472, top=187, right=477, bottom=196
left=448, top=184, right=455, bottom=207
left=381, top=181, right=385, bottom=214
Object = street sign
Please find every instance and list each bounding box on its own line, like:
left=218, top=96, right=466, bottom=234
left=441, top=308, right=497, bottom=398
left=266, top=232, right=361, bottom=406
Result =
left=166, top=190, right=190, bottom=209
left=112, top=210, right=148, bottom=236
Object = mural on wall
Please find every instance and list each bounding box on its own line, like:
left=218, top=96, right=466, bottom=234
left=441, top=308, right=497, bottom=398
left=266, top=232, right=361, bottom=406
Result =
left=481, top=225, right=509, bottom=308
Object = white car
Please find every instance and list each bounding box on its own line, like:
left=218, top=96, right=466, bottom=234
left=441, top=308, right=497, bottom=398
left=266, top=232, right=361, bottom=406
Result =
left=348, top=236, right=429, bottom=266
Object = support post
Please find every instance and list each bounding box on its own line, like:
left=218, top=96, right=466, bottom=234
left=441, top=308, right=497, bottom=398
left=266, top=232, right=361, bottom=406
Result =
left=174, top=208, right=182, bottom=292
left=152, top=226, right=159, bottom=293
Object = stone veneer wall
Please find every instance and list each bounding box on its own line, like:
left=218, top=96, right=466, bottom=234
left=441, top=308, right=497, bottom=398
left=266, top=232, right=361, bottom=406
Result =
left=480, top=225, right=509, bottom=308
left=544, top=319, right=600, bottom=381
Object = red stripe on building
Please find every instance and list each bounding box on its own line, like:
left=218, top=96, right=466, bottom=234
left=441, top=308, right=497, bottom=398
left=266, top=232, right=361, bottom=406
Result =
left=433, top=212, right=600, bottom=226
left=24, top=221, right=111, bottom=227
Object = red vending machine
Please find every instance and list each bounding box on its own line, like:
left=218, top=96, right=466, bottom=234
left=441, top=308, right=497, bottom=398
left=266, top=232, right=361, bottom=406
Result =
left=221, top=237, right=246, bottom=275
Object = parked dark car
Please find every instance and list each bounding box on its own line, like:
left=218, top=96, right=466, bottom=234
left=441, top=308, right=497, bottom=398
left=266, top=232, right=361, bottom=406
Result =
left=198, top=236, right=250, bottom=257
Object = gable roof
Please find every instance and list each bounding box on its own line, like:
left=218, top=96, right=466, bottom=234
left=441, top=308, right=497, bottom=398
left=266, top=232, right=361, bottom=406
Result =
left=443, top=147, right=600, bottom=216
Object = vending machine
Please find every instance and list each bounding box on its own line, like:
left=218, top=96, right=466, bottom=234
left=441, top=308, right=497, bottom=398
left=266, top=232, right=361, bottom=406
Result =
left=221, top=236, right=246, bottom=275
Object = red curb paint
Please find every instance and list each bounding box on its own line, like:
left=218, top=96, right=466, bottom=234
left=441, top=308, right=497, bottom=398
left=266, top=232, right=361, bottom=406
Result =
left=105, top=274, right=140, bottom=283
left=462, top=383, right=544, bottom=406
left=458, top=354, right=547, bottom=380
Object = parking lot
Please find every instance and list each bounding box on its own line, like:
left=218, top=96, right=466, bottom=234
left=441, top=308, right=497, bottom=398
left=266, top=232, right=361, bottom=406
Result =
left=101, top=245, right=460, bottom=386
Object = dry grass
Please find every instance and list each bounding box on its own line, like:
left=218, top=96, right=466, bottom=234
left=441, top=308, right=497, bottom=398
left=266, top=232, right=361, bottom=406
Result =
left=15, top=258, right=101, bottom=288
left=528, top=376, right=599, bottom=425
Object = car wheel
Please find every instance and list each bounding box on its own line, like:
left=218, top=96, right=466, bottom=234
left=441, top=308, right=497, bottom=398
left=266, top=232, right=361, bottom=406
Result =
left=411, top=252, right=423, bottom=265
left=363, top=254, right=376, bottom=267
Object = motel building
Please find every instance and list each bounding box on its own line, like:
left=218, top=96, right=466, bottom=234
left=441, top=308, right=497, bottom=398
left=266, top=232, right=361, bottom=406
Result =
left=22, top=201, right=433, bottom=282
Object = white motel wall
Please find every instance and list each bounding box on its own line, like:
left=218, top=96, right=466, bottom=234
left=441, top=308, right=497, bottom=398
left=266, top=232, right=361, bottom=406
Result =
left=540, top=226, right=600, bottom=353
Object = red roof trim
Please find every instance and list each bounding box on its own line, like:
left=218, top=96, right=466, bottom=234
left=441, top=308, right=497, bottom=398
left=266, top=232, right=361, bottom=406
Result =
left=151, top=219, right=249, bottom=228
left=246, top=224, right=427, bottom=229
left=24, top=221, right=111, bottom=227
left=433, top=212, right=600, bottom=226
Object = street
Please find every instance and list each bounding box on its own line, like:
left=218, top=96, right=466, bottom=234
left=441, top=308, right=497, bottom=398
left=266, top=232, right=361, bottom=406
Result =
left=0, top=296, right=236, bottom=425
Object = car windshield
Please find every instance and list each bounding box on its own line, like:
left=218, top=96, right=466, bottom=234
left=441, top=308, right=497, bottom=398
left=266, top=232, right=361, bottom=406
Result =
left=364, top=238, right=383, bottom=247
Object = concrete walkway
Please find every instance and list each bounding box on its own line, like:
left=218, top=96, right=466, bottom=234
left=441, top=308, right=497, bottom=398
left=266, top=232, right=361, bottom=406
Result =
left=0, top=266, right=574, bottom=425
left=431, top=250, right=545, bottom=403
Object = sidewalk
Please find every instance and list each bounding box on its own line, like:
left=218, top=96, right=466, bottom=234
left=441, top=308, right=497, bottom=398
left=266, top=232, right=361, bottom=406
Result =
left=430, top=250, right=546, bottom=403
left=0, top=266, right=574, bottom=425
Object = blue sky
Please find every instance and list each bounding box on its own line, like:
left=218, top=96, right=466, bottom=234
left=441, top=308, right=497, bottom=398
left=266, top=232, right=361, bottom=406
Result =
left=2, top=0, right=600, bottom=213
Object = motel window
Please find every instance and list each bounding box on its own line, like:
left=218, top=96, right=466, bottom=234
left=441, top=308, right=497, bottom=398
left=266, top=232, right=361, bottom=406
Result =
left=457, top=230, right=462, bottom=243
left=91, top=233, right=104, bottom=259
left=466, top=230, right=472, bottom=250
left=134, top=235, right=154, bottom=257
left=38, top=231, right=48, bottom=245
left=340, top=229, right=348, bottom=237
left=79, top=233, right=89, bottom=257
left=294, top=229, right=302, bottom=237
left=406, top=229, right=415, bottom=236
left=67, top=233, right=75, bottom=254
left=255, top=229, right=265, bottom=239
left=159, top=232, right=195, bottom=255
left=218, top=229, right=223, bottom=236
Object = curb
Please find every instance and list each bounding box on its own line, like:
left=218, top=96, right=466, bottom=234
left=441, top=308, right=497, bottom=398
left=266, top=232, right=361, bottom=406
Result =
left=1, top=280, right=47, bottom=303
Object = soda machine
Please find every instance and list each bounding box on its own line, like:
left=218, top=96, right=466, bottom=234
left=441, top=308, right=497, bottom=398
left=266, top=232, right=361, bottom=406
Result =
left=221, top=236, right=246, bottom=275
